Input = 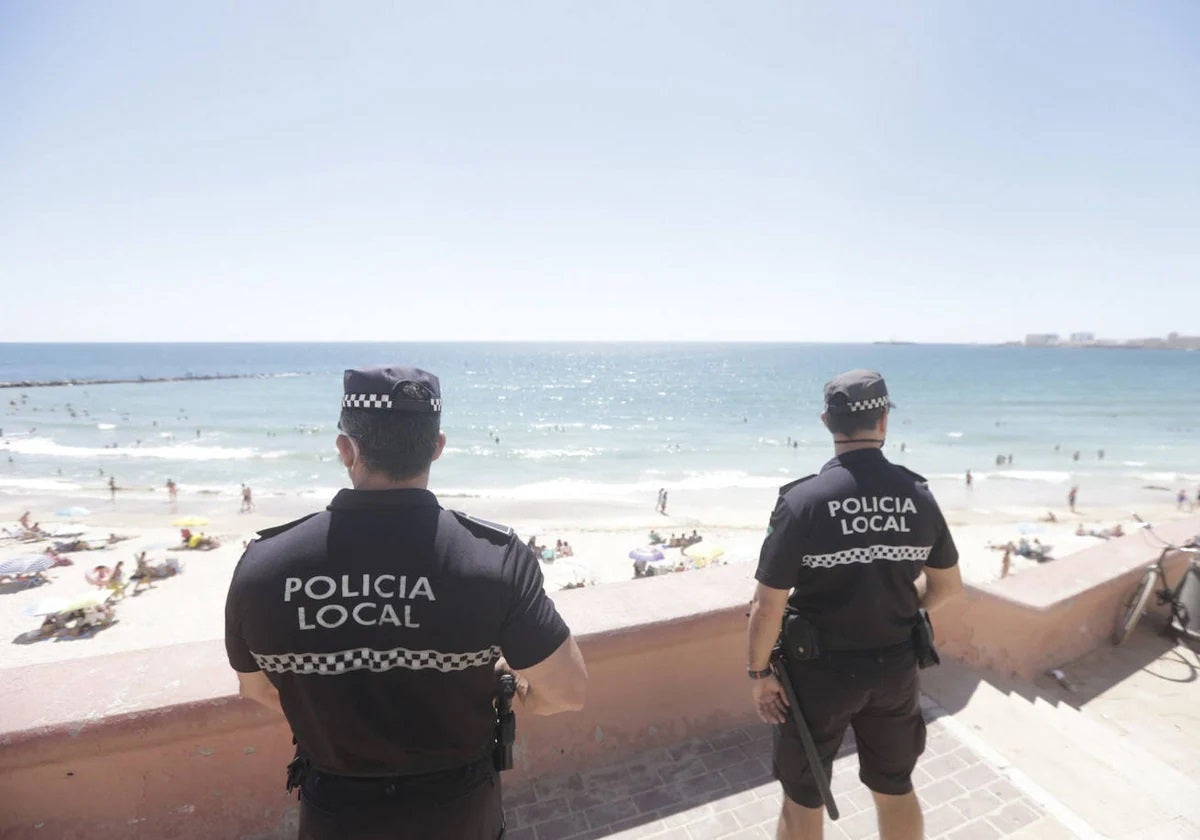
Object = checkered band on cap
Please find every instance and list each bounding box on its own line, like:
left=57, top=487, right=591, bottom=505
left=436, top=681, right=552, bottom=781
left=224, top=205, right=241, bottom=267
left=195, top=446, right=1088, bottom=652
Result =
left=845, top=396, right=891, bottom=413
left=251, top=644, right=500, bottom=676
left=342, top=394, right=393, bottom=410
left=341, top=394, right=442, bottom=412
left=801, top=544, right=931, bottom=569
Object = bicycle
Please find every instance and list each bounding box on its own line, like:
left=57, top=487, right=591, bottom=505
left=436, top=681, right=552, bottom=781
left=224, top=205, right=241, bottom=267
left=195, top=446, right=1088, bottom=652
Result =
left=1112, top=526, right=1200, bottom=645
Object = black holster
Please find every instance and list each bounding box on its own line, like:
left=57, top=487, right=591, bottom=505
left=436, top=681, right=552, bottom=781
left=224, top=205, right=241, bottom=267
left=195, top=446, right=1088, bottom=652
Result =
left=780, top=612, right=822, bottom=661
left=285, top=750, right=311, bottom=798
left=493, top=673, right=516, bottom=772
left=912, top=609, right=940, bottom=669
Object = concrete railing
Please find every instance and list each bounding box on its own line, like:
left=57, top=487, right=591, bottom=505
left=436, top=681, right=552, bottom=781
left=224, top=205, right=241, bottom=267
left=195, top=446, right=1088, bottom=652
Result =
left=2, top=517, right=1195, bottom=838
left=936, top=518, right=1199, bottom=679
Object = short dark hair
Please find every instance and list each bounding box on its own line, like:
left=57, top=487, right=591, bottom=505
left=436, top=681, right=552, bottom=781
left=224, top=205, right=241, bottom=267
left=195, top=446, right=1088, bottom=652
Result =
left=338, top=409, right=441, bottom=480
left=825, top=407, right=886, bottom=437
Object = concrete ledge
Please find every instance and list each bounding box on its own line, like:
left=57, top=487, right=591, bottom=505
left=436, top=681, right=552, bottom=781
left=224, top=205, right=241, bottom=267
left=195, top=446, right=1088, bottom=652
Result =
left=937, top=517, right=1200, bottom=679
left=2, top=522, right=1196, bottom=837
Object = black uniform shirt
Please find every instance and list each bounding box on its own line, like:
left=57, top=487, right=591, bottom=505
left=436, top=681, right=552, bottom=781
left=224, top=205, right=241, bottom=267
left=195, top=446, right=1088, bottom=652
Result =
left=755, top=448, right=958, bottom=648
left=225, top=488, right=569, bottom=777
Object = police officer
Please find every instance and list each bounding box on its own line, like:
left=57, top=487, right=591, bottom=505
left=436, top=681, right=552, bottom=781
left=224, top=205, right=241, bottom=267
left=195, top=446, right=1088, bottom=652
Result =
left=746, top=369, right=962, bottom=840
left=225, top=366, right=588, bottom=839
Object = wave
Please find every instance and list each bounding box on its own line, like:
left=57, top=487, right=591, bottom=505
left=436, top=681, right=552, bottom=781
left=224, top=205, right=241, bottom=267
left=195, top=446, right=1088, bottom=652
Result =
left=97, top=423, right=116, bottom=431
left=0, top=477, right=84, bottom=491
left=509, top=447, right=604, bottom=460
left=5, top=437, right=290, bottom=462
left=970, top=470, right=1073, bottom=484
left=946, top=432, right=964, bottom=438
left=1137, top=471, right=1200, bottom=484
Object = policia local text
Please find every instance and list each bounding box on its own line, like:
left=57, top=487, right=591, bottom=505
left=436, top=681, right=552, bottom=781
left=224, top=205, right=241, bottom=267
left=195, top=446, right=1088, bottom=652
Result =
left=828, top=496, right=917, bottom=535
left=283, top=574, right=435, bottom=630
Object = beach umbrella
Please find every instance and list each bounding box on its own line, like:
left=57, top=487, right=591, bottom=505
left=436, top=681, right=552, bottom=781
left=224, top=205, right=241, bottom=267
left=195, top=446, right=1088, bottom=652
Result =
left=683, top=544, right=725, bottom=567
left=0, top=554, right=57, bottom=576
left=171, top=516, right=209, bottom=527
left=628, top=546, right=664, bottom=563
left=542, top=558, right=593, bottom=590
left=55, top=506, right=92, bottom=518
left=26, top=592, right=105, bottom=617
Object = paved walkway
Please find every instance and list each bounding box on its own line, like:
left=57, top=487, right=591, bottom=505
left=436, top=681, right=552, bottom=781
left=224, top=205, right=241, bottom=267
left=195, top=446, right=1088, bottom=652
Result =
left=505, top=697, right=1073, bottom=840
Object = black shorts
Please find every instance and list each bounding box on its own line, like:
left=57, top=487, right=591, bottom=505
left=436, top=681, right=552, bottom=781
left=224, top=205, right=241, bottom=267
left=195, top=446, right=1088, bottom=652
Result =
left=298, top=760, right=504, bottom=840
left=773, top=649, right=925, bottom=808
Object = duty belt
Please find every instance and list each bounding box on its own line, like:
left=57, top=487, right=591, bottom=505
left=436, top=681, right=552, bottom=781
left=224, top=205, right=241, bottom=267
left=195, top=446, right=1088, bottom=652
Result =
left=298, top=756, right=495, bottom=805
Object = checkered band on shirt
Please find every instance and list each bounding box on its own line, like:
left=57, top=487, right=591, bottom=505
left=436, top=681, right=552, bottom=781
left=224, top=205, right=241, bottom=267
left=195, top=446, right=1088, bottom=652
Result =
left=845, top=395, right=890, bottom=412
left=801, top=544, right=931, bottom=569
left=342, top=393, right=393, bottom=409
left=252, top=645, right=500, bottom=676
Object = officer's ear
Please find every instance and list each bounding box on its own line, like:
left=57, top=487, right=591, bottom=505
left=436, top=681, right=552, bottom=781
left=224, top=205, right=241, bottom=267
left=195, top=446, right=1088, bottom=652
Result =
left=820, top=411, right=830, bottom=431
left=335, top=434, right=357, bottom=469
left=430, top=431, right=447, bottom=463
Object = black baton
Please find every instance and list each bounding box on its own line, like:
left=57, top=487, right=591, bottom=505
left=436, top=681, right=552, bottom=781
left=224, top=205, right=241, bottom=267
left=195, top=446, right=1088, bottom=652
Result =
left=771, top=650, right=839, bottom=820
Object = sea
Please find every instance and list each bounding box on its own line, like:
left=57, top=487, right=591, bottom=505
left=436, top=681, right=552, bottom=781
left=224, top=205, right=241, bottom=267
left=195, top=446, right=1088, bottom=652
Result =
left=1, top=343, right=1197, bottom=513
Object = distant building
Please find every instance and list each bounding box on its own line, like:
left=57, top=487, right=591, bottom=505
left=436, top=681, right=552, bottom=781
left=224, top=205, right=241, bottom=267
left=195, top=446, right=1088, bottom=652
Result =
left=1068, top=332, right=1095, bottom=344
left=1024, top=333, right=1059, bottom=347
left=1165, top=332, right=1200, bottom=350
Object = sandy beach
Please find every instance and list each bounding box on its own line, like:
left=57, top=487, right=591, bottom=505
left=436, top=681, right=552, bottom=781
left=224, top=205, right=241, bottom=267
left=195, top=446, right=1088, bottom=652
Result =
left=2, top=480, right=1196, bottom=673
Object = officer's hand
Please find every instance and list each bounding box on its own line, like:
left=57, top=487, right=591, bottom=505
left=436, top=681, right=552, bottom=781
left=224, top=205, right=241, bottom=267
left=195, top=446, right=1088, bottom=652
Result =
left=752, top=675, right=789, bottom=725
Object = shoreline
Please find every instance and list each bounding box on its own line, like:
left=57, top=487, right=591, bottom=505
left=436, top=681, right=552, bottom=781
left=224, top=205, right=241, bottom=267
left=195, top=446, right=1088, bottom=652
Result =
left=0, top=372, right=303, bottom=389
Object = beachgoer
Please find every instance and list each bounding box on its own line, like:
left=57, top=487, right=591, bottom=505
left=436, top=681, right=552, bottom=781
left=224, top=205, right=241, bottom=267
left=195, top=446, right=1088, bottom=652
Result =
left=18, top=511, right=31, bottom=530
left=167, top=478, right=177, bottom=503
left=965, top=469, right=972, bottom=488
left=1178, top=489, right=1188, bottom=510
left=109, top=476, right=116, bottom=501
left=747, top=369, right=962, bottom=838
left=660, top=490, right=668, bottom=516
left=224, top=365, right=586, bottom=839
left=1001, top=547, right=1012, bottom=579
left=240, top=483, right=254, bottom=513
left=1073, top=451, right=1080, bottom=462
left=656, top=488, right=665, bottom=513
left=1068, top=485, right=1078, bottom=513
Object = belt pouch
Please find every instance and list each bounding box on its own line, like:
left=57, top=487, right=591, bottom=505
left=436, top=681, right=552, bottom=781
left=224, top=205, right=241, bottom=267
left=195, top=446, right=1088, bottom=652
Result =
left=912, top=609, right=940, bottom=669
left=781, top=613, right=821, bottom=661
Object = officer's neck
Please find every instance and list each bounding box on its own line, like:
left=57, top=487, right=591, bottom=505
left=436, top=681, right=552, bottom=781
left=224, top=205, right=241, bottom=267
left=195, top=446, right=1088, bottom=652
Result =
left=349, top=468, right=431, bottom=492
left=832, top=438, right=884, bottom=456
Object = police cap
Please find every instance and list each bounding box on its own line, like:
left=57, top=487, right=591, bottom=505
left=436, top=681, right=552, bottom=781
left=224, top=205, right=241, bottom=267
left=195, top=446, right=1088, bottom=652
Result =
left=342, top=366, right=442, bottom=414
left=823, top=369, right=894, bottom=414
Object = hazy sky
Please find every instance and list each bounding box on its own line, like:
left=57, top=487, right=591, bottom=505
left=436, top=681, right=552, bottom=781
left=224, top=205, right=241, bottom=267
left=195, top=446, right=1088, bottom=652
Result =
left=3, top=1, right=1197, bottom=343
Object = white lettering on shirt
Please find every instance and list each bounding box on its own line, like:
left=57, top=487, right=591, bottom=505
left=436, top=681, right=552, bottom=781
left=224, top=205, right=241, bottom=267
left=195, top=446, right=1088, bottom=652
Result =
left=287, top=574, right=435, bottom=630
left=826, top=496, right=917, bottom=536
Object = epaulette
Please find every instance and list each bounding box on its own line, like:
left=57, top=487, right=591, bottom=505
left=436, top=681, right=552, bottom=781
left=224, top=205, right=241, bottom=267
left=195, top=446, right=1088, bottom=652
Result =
left=255, top=512, right=320, bottom=541
left=894, top=464, right=929, bottom=484
left=450, top=510, right=514, bottom=543
left=779, top=474, right=817, bottom=495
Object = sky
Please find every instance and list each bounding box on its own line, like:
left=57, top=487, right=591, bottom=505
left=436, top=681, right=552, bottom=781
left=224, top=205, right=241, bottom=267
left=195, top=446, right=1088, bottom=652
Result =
left=2, top=1, right=1198, bottom=343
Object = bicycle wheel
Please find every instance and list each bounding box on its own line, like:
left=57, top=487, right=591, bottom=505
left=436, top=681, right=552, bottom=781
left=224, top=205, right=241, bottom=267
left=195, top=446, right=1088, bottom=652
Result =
left=1113, top=569, right=1156, bottom=645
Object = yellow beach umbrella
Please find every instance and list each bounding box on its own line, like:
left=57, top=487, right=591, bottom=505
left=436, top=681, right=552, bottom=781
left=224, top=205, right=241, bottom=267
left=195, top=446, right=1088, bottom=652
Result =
left=171, top=516, right=209, bottom=527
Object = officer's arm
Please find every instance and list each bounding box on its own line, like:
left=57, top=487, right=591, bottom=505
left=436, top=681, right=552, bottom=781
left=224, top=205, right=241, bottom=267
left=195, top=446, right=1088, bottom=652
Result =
left=918, top=564, right=964, bottom=613
left=236, top=670, right=285, bottom=717
left=748, top=582, right=789, bottom=671
left=507, top=636, right=587, bottom=716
